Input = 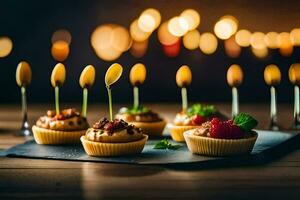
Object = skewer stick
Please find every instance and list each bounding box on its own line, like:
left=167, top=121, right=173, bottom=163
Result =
left=181, top=87, right=188, bottom=112
left=232, top=87, right=239, bottom=117
left=133, top=86, right=139, bottom=109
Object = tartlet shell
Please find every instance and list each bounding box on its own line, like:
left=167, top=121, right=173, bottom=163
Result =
left=168, top=124, right=202, bottom=142
left=129, top=120, right=166, bottom=137
left=81, top=134, right=148, bottom=157
left=32, top=125, right=86, bottom=145
left=184, top=129, right=258, bottom=156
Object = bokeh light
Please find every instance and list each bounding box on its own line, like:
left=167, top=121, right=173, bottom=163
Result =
left=180, top=9, right=200, bottom=30
left=235, top=29, right=251, bottom=47
left=138, top=8, right=161, bottom=33
left=91, top=24, right=131, bottom=61
left=162, top=39, right=181, bottom=57
left=199, top=32, right=218, bottom=54
left=51, top=40, right=70, bottom=61
left=251, top=46, right=268, bottom=58
left=224, top=36, right=241, bottom=58
left=0, top=36, right=13, bottom=58
left=264, top=32, right=279, bottom=49
left=278, top=32, right=293, bottom=57
left=214, top=15, right=238, bottom=40
left=290, top=28, right=300, bottom=46
left=130, top=40, right=148, bottom=58
left=250, top=32, right=266, bottom=49
left=111, top=26, right=132, bottom=52
left=51, top=29, right=72, bottom=45
left=183, top=30, right=200, bottom=50
left=130, top=19, right=151, bottom=42
left=158, top=21, right=179, bottom=45
left=168, top=16, right=189, bottom=37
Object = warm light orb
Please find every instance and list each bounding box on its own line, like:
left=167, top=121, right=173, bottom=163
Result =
left=290, top=28, right=300, bottom=46
left=138, top=8, right=161, bottom=33
left=264, top=64, right=281, bottom=85
left=111, top=26, right=132, bottom=52
left=51, top=29, right=72, bottom=45
left=51, top=40, right=70, bottom=62
left=264, top=32, right=279, bottom=49
left=214, top=15, right=238, bottom=40
left=250, top=32, right=266, bottom=49
left=168, top=16, right=189, bottom=37
left=227, top=64, right=243, bottom=87
left=130, top=19, right=151, bottom=42
left=91, top=24, right=130, bottom=61
left=158, top=21, right=179, bottom=45
left=0, top=36, right=13, bottom=58
left=138, top=14, right=156, bottom=33
left=162, top=39, right=181, bottom=57
left=130, top=40, right=148, bottom=58
left=251, top=46, right=268, bottom=58
left=278, top=32, right=293, bottom=57
left=224, top=36, right=241, bottom=58
left=199, top=32, right=218, bottom=54
left=180, top=9, right=200, bottom=30
left=183, top=29, right=200, bottom=50
left=176, top=65, right=192, bottom=87
left=289, top=63, right=300, bottom=85
left=130, top=63, right=147, bottom=86
left=235, top=29, right=251, bottom=47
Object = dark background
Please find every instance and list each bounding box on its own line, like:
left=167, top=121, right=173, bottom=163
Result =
left=0, top=0, right=300, bottom=104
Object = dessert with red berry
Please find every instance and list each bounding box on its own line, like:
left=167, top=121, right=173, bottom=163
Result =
left=184, top=113, right=258, bottom=156
left=32, top=108, right=89, bottom=144
left=169, top=103, right=227, bottom=142
left=81, top=118, right=148, bottom=156
left=115, top=106, right=166, bottom=137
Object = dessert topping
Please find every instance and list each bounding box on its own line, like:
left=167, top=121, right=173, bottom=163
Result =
left=193, top=113, right=258, bottom=139
left=93, top=117, right=142, bottom=135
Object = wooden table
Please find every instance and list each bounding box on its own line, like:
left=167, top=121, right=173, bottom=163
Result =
left=0, top=103, right=300, bottom=200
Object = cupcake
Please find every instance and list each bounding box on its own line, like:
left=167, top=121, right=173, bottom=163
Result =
left=81, top=117, right=148, bottom=157
left=32, top=108, right=89, bottom=144
left=184, top=113, right=258, bottom=156
left=169, top=103, right=226, bottom=142
left=115, top=106, right=166, bottom=137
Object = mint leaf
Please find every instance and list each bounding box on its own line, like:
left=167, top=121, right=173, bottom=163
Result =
left=153, top=139, right=182, bottom=150
left=187, top=103, right=216, bottom=117
left=233, top=113, right=258, bottom=132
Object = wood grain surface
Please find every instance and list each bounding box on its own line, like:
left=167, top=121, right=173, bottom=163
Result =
left=0, top=103, right=299, bottom=200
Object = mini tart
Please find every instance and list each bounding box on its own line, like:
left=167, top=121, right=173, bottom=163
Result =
left=128, top=120, right=166, bottom=137
left=168, top=123, right=202, bottom=142
left=81, top=134, right=148, bottom=157
left=169, top=111, right=227, bottom=142
left=116, top=108, right=166, bottom=137
left=81, top=118, right=148, bottom=157
left=184, top=130, right=258, bottom=156
left=32, top=125, right=87, bottom=144
left=32, top=108, right=89, bottom=145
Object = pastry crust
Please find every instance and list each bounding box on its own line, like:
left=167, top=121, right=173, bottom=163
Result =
left=85, top=128, right=144, bottom=143
left=32, top=125, right=86, bottom=144
left=81, top=134, right=148, bottom=157
left=184, top=130, right=258, bottom=156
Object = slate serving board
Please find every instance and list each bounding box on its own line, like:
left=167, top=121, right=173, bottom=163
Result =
left=1, top=130, right=299, bottom=165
